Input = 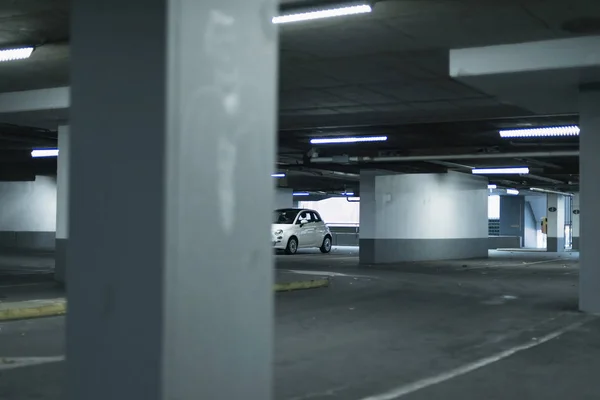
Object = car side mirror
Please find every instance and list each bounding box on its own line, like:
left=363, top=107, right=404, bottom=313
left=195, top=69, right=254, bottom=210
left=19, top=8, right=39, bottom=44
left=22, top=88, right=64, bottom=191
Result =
left=299, top=219, right=308, bottom=226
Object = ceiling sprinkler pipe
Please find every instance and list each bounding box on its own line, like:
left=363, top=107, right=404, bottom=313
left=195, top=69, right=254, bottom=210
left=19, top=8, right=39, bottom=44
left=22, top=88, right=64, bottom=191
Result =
left=309, top=150, right=579, bottom=163
left=524, top=174, right=564, bottom=184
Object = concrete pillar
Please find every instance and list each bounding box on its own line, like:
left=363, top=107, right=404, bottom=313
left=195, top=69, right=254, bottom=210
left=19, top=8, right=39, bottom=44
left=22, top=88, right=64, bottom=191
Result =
left=579, top=89, right=600, bottom=313
left=67, top=0, right=277, bottom=399
left=359, top=171, right=488, bottom=263
left=572, top=193, right=580, bottom=250
left=54, top=125, right=69, bottom=284
left=546, top=193, right=566, bottom=252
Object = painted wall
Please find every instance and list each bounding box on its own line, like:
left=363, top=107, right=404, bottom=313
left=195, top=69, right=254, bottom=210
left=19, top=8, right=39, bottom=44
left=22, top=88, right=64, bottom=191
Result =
left=298, top=197, right=360, bottom=225
left=0, top=176, right=57, bottom=251
left=524, top=195, right=546, bottom=248
left=360, top=171, right=488, bottom=263
left=275, top=188, right=293, bottom=209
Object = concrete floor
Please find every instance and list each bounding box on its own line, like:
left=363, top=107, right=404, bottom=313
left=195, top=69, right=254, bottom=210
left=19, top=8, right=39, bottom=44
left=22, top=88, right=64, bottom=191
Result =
left=0, top=249, right=598, bottom=399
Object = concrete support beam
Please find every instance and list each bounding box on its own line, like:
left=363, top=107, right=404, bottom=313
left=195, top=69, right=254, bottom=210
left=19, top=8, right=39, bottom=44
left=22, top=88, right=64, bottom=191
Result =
left=0, top=87, right=69, bottom=114
left=546, top=194, right=566, bottom=252
left=450, top=36, right=600, bottom=78
left=579, top=89, right=600, bottom=313
left=359, top=171, right=488, bottom=264
left=450, top=36, right=600, bottom=114
left=572, top=193, right=580, bottom=250
left=67, top=0, right=277, bottom=398
left=55, top=125, right=69, bottom=284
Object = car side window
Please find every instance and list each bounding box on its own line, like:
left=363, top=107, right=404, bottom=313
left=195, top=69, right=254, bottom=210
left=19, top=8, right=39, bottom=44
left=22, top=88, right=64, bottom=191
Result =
left=311, top=212, right=322, bottom=222
left=298, top=211, right=312, bottom=224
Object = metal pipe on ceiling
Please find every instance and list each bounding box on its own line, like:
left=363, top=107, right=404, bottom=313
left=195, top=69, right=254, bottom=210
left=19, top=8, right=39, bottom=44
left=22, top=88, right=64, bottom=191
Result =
left=523, top=174, right=564, bottom=184
left=309, top=150, right=579, bottom=164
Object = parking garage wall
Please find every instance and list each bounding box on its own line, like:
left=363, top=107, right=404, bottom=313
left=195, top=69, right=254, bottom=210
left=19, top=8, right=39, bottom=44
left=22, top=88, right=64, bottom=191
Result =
left=0, top=176, right=57, bottom=251
left=360, top=171, right=488, bottom=263
left=275, top=188, right=293, bottom=209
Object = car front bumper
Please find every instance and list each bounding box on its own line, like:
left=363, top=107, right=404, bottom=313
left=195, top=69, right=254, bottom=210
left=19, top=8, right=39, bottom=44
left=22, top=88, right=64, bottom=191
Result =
left=272, top=233, right=286, bottom=249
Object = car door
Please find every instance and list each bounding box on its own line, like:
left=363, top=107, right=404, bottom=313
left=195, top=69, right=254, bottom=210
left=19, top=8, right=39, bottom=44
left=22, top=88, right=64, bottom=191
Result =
left=296, top=211, right=316, bottom=247
left=311, top=211, right=327, bottom=245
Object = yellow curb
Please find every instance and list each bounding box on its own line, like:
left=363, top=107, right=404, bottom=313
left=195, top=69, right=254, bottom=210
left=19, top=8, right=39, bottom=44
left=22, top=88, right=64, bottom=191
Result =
left=0, top=300, right=66, bottom=322
left=274, top=278, right=329, bottom=292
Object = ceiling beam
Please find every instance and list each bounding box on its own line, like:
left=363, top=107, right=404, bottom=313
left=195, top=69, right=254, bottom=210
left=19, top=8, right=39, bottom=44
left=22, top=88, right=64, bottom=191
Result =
left=0, top=87, right=70, bottom=114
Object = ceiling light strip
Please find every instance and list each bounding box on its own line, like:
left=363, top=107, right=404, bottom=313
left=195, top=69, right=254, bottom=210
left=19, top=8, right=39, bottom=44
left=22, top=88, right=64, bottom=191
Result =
left=273, top=4, right=372, bottom=24
left=499, top=125, right=580, bottom=138
left=506, top=189, right=519, bottom=195
left=31, top=149, right=59, bottom=158
left=472, top=167, right=529, bottom=175
left=0, top=47, right=34, bottom=62
left=310, top=135, right=387, bottom=145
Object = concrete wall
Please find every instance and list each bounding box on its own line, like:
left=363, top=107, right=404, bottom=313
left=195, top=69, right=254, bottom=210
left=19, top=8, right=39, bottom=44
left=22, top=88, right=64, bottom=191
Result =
left=499, top=195, right=524, bottom=242
left=524, top=195, right=546, bottom=248
left=360, top=171, right=488, bottom=263
left=275, top=188, right=293, bottom=209
left=0, top=176, right=57, bottom=251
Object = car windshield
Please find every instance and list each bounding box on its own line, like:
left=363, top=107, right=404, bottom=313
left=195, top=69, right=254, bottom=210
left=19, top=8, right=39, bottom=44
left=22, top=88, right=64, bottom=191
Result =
left=273, top=209, right=301, bottom=224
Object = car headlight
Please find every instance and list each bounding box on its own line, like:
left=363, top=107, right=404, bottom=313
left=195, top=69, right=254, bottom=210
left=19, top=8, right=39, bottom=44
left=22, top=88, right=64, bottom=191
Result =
left=274, top=229, right=283, bottom=235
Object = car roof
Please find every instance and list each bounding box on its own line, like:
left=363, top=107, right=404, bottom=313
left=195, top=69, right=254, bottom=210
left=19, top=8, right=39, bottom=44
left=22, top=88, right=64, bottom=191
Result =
left=275, top=208, right=315, bottom=213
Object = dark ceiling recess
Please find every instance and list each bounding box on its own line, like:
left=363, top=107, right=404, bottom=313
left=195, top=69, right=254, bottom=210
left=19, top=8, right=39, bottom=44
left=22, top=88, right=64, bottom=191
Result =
left=562, top=17, right=600, bottom=34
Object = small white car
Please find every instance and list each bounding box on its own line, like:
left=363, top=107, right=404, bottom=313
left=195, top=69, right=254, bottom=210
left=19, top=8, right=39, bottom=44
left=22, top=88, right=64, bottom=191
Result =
left=272, top=208, right=332, bottom=255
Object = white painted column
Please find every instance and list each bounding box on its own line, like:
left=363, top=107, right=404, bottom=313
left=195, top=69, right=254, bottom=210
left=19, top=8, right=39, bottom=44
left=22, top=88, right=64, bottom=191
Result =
left=546, top=193, right=566, bottom=252
left=579, top=89, right=600, bottom=313
left=54, top=125, right=69, bottom=283
left=67, top=0, right=277, bottom=399
left=571, top=193, right=580, bottom=250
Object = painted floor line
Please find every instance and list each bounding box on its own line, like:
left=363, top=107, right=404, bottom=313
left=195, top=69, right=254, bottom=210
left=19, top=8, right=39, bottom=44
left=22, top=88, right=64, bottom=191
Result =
left=284, top=269, right=371, bottom=278
left=359, top=317, right=594, bottom=400
left=469, top=257, right=568, bottom=270
left=0, top=356, right=65, bottom=371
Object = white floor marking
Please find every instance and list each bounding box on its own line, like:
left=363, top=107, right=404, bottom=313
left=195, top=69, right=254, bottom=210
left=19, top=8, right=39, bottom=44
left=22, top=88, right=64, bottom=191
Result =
left=468, top=257, right=567, bottom=270
left=284, top=270, right=374, bottom=279
left=0, top=356, right=65, bottom=370
left=359, top=318, right=592, bottom=400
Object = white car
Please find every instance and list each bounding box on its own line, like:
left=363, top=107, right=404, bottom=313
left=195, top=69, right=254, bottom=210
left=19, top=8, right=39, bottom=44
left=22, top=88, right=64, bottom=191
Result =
left=272, top=208, right=332, bottom=255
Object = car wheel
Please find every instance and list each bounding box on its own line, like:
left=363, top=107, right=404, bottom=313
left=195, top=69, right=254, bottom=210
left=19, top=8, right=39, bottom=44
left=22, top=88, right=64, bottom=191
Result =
left=320, top=236, right=332, bottom=253
left=285, top=237, right=298, bottom=255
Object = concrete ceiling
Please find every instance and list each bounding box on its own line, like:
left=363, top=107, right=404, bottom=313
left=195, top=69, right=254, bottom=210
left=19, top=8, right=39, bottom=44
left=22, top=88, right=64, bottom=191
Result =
left=0, top=0, right=590, bottom=189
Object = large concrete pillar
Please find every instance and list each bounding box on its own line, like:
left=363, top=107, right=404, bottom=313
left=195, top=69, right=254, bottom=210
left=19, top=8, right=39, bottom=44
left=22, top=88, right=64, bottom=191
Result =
left=55, top=125, right=69, bottom=284
left=572, top=193, right=580, bottom=250
left=546, top=193, right=566, bottom=252
left=579, top=89, right=600, bottom=313
left=67, top=1, right=277, bottom=399
left=359, top=171, right=488, bottom=263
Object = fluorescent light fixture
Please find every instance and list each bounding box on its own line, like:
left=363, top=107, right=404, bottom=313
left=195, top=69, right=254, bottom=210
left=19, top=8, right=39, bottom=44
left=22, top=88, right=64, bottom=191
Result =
left=472, top=167, right=529, bottom=175
left=293, top=192, right=310, bottom=196
left=31, top=149, right=59, bottom=158
left=499, top=125, right=579, bottom=138
left=310, top=135, right=387, bottom=145
left=487, top=184, right=497, bottom=189
left=506, top=189, right=519, bottom=195
left=273, top=4, right=372, bottom=24
left=0, top=46, right=34, bottom=62
left=271, top=173, right=286, bottom=178
left=341, top=192, right=355, bottom=196
left=530, top=187, right=573, bottom=196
